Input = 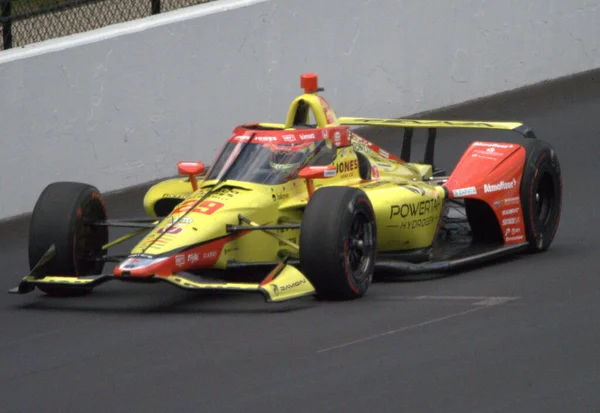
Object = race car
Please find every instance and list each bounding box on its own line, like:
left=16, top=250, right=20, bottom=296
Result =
left=10, top=73, right=562, bottom=302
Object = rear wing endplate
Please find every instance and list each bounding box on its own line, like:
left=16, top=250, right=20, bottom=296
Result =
left=338, top=117, right=537, bottom=166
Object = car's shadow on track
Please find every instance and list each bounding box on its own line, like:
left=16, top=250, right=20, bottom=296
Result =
left=373, top=253, right=525, bottom=283
left=11, top=288, right=316, bottom=316
left=9, top=246, right=574, bottom=314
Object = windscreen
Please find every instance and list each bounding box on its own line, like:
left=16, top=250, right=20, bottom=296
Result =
left=205, top=140, right=336, bottom=185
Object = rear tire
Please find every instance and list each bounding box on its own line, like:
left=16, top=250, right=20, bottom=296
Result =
left=300, top=187, right=377, bottom=300
left=29, top=182, right=109, bottom=296
left=520, top=140, right=562, bottom=252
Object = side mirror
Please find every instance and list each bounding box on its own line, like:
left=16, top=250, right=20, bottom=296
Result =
left=298, top=165, right=336, bottom=198
left=177, top=161, right=205, bottom=191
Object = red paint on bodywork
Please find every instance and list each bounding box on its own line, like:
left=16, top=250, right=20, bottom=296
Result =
left=228, top=126, right=351, bottom=147
left=113, top=232, right=249, bottom=278
left=444, top=141, right=527, bottom=244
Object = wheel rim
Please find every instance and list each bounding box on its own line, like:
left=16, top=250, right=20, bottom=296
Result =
left=535, top=172, right=555, bottom=226
left=345, top=210, right=375, bottom=283
left=75, top=199, right=107, bottom=275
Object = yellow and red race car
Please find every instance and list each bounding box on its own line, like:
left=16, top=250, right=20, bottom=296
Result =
left=10, top=73, right=562, bottom=302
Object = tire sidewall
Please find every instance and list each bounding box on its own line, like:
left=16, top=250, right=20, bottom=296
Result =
left=300, top=187, right=377, bottom=300
left=520, top=141, right=562, bottom=252
left=29, top=183, right=108, bottom=276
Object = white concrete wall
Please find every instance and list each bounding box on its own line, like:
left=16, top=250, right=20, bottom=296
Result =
left=1, top=0, right=599, bottom=220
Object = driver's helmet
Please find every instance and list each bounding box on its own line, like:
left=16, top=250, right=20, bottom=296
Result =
left=269, top=141, right=316, bottom=174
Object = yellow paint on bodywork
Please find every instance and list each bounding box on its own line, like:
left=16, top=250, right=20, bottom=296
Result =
left=410, top=164, right=434, bottom=179
left=143, top=176, right=197, bottom=217
left=163, top=275, right=260, bottom=291
left=359, top=182, right=447, bottom=250
left=135, top=180, right=308, bottom=265
left=257, top=122, right=286, bottom=129
left=164, top=268, right=315, bottom=302
left=22, top=275, right=96, bottom=285
left=339, top=117, right=524, bottom=131
left=285, top=93, right=339, bottom=128
left=260, top=264, right=316, bottom=302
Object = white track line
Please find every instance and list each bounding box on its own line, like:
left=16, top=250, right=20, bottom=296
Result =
left=317, top=295, right=519, bottom=353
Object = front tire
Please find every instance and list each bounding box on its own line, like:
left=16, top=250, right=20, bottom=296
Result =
left=299, top=187, right=377, bottom=300
left=520, top=140, right=562, bottom=252
left=29, top=182, right=109, bottom=296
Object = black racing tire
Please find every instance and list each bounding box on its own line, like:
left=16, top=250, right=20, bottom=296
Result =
left=520, top=140, right=562, bottom=252
left=299, top=187, right=377, bottom=300
left=29, top=182, right=109, bottom=296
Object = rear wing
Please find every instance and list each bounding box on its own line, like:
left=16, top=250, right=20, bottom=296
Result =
left=337, top=117, right=537, bottom=167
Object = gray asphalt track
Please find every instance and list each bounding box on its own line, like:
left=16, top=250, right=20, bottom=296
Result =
left=2, top=70, right=599, bottom=413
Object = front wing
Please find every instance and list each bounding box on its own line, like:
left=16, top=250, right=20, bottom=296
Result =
left=9, top=263, right=316, bottom=303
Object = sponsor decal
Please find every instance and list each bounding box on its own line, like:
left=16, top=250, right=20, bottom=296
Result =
left=380, top=120, right=502, bottom=128
left=170, top=217, right=193, bottom=225
left=502, top=217, right=521, bottom=226
left=175, top=250, right=219, bottom=267
left=208, top=189, right=241, bottom=201
left=484, top=178, right=517, bottom=193
left=324, top=169, right=337, bottom=178
left=271, top=284, right=279, bottom=296
left=336, top=159, right=359, bottom=174
left=173, top=200, right=225, bottom=215
left=269, top=145, right=298, bottom=153
left=187, top=253, right=200, bottom=264
left=452, top=186, right=477, bottom=197
left=390, top=199, right=442, bottom=219
left=502, top=208, right=520, bottom=216
left=396, top=216, right=435, bottom=230
left=321, top=130, right=329, bottom=140
left=334, top=131, right=342, bottom=145
left=505, top=227, right=521, bottom=237
left=473, top=142, right=514, bottom=149
left=299, top=133, right=316, bottom=141
left=319, top=97, right=337, bottom=124
left=232, top=135, right=251, bottom=142
left=255, top=136, right=278, bottom=142
left=356, top=136, right=373, bottom=146
left=506, top=235, right=524, bottom=241
left=472, top=153, right=498, bottom=161
left=175, top=254, right=185, bottom=267
left=202, top=251, right=218, bottom=259
left=223, top=246, right=240, bottom=254
left=280, top=279, right=307, bottom=292
left=473, top=149, right=503, bottom=158
left=351, top=139, right=375, bottom=156
left=379, top=149, right=390, bottom=159
left=371, top=165, right=380, bottom=180
left=389, top=199, right=442, bottom=230
left=282, top=134, right=296, bottom=143
left=274, top=193, right=290, bottom=201
left=163, top=193, right=188, bottom=199
left=157, top=226, right=183, bottom=234
left=119, top=255, right=166, bottom=270
left=494, top=197, right=520, bottom=208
